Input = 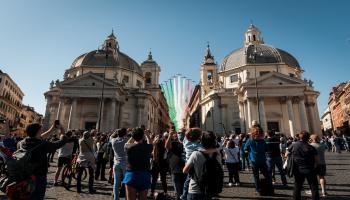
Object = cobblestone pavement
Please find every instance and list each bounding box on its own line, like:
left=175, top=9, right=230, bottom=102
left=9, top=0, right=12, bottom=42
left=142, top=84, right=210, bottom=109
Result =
left=1, top=152, right=350, bottom=200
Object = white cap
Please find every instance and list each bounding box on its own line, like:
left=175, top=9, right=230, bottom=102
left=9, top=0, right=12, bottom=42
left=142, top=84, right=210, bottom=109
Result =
left=252, top=120, right=258, bottom=126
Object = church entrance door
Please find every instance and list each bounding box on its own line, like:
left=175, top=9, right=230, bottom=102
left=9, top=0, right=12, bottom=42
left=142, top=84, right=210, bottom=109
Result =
left=267, top=121, right=280, bottom=132
left=85, top=122, right=97, bottom=130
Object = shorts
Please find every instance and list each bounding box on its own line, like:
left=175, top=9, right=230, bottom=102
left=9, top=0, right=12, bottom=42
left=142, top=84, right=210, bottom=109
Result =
left=122, top=170, right=151, bottom=191
left=316, top=164, right=326, bottom=176
left=58, top=157, right=71, bottom=167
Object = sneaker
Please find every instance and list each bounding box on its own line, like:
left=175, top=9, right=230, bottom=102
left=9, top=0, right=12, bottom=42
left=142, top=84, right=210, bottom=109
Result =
left=53, top=182, right=59, bottom=186
left=228, top=182, right=233, bottom=187
left=322, top=192, right=328, bottom=197
left=235, top=182, right=241, bottom=186
left=305, top=190, right=312, bottom=195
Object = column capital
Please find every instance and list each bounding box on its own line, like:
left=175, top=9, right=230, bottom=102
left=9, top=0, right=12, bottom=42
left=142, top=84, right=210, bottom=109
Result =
left=298, top=96, right=305, bottom=101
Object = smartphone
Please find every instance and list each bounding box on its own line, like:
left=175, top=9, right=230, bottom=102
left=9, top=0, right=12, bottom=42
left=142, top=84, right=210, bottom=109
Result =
left=0, top=119, right=5, bottom=124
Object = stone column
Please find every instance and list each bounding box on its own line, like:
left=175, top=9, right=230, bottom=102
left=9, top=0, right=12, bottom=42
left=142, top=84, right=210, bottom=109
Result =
left=287, top=97, right=296, bottom=137
left=313, top=101, right=322, bottom=135
left=109, top=98, right=116, bottom=130
left=238, top=101, right=246, bottom=133
left=220, top=104, right=227, bottom=135
left=56, top=98, right=65, bottom=120
left=118, top=102, right=124, bottom=128
left=247, top=98, right=253, bottom=129
left=258, top=97, right=267, bottom=132
left=43, top=96, right=52, bottom=130
left=68, top=98, right=77, bottom=130
left=298, top=97, right=309, bottom=132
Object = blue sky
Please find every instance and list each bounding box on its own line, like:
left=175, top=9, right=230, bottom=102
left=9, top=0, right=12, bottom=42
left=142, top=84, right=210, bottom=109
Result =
left=0, top=0, right=349, bottom=116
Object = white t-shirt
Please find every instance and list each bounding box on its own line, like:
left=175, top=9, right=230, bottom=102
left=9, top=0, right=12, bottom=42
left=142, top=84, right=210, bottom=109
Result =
left=223, top=147, right=240, bottom=163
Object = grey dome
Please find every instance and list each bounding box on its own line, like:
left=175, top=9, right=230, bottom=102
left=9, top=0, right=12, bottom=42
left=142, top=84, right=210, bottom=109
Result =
left=71, top=49, right=142, bottom=74
left=221, top=44, right=301, bottom=71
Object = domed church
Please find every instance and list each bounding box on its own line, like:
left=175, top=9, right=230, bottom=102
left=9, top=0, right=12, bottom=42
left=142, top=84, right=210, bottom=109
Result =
left=43, top=31, right=170, bottom=133
left=187, top=24, right=321, bottom=137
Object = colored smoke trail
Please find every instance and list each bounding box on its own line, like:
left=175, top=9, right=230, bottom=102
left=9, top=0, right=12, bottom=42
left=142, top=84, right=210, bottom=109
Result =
left=161, top=75, right=195, bottom=131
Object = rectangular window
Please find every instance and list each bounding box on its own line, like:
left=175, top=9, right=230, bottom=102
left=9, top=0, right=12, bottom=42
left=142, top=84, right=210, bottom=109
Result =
left=289, top=73, right=295, bottom=78
left=123, top=75, right=129, bottom=83
left=136, top=80, right=142, bottom=88
left=259, top=71, right=270, bottom=76
left=230, top=74, right=238, bottom=83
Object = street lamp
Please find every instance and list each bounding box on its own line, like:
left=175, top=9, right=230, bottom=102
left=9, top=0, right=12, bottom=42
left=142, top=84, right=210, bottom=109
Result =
left=249, top=46, right=261, bottom=124
left=97, top=50, right=108, bottom=132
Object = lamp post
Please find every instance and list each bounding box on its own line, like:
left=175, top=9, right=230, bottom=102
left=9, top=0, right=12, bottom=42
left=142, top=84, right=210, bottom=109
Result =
left=97, top=50, right=108, bottom=132
left=249, top=46, right=261, bottom=124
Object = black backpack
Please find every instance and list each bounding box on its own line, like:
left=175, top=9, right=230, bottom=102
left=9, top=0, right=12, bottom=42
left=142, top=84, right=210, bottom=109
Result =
left=0, top=141, right=44, bottom=192
left=197, top=151, right=223, bottom=198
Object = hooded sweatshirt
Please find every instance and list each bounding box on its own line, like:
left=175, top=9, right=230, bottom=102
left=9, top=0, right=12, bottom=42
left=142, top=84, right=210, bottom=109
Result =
left=20, top=137, right=67, bottom=176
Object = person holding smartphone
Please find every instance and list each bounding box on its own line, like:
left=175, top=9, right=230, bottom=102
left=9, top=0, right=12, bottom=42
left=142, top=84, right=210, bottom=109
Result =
left=19, top=121, right=69, bottom=200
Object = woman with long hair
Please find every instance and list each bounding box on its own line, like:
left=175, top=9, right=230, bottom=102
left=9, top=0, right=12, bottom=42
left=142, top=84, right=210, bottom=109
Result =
left=244, top=125, right=273, bottom=195
left=122, top=128, right=153, bottom=200
left=150, top=134, right=168, bottom=196
left=223, top=139, right=241, bottom=186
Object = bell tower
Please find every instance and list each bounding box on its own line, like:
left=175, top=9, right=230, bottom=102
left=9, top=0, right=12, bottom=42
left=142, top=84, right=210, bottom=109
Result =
left=141, top=51, right=161, bottom=88
left=200, top=44, right=218, bottom=97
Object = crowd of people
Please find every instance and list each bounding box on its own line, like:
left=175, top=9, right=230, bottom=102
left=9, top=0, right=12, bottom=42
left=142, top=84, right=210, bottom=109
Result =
left=0, top=118, right=349, bottom=200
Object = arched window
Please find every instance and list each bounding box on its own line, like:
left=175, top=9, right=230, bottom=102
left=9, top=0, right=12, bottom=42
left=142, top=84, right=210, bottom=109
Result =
left=253, top=35, right=256, bottom=41
left=248, top=35, right=251, bottom=42
left=145, top=72, right=152, bottom=84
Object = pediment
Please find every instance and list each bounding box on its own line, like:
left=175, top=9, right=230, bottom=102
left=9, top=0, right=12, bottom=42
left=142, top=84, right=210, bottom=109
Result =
left=243, top=72, right=306, bottom=87
left=60, top=72, right=116, bottom=87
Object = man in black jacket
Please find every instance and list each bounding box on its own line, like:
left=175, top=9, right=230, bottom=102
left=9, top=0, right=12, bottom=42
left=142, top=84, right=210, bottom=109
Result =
left=20, top=122, right=68, bottom=200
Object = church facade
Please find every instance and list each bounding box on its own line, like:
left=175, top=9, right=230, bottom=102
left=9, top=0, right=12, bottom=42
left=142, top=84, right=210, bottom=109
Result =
left=43, top=32, right=171, bottom=133
left=187, top=25, right=321, bottom=137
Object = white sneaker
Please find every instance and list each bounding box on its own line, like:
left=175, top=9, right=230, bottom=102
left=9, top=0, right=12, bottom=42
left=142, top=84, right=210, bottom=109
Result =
left=228, top=183, right=233, bottom=187
left=305, top=190, right=312, bottom=195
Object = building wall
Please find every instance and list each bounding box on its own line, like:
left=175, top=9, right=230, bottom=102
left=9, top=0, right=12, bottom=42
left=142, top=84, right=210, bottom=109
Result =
left=0, top=71, right=24, bottom=128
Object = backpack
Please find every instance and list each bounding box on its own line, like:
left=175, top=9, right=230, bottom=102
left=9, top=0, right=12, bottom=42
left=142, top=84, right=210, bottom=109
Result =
left=196, top=151, right=223, bottom=198
left=0, top=141, right=44, bottom=193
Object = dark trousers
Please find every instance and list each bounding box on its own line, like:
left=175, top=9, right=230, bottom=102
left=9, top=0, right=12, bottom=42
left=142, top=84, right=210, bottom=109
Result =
left=95, top=152, right=107, bottom=180
left=293, top=171, right=319, bottom=200
left=266, top=156, right=287, bottom=185
left=151, top=163, right=168, bottom=193
left=77, top=166, right=94, bottom=193
left=172, top=173, right=186, bottom=200
left=240, top=151, right=250, bottom=169
left=251, top=161, right=272, bottom=192
left=226, top=162, right=240, bottom=183
left=182, top=173, right=191, bottom=198
left=29, top=176, right=47, bottom=200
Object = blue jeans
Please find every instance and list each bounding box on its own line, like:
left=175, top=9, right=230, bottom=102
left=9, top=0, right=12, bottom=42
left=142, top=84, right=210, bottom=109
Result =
left=181, top=174, right=191, bottom=199
left=266, top=156, right=287, bottom=185
left=113, top=164, right=126, bottom=200
left=30, top=176, right=47, bottom=200
left=251, top=161, right=272, bottom=192
left=187, top=193, right=204, bottom=200
left=172, top=173, right=186, bottom=200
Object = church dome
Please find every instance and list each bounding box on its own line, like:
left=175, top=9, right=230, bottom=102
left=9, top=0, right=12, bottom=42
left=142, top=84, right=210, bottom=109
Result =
left=221, top=44, right=301, bottom=71
left=221, top=24, right=301, bottom=72
left=70, top=31, right=143, bottom=74
left=70, top=50, right=142, bottom=74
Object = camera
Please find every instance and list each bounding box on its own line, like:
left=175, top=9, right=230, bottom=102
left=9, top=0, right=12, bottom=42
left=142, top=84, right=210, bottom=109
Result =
left=54, top=120, right=60, bottom=128
left=0, top=118, right=6, bottom=124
